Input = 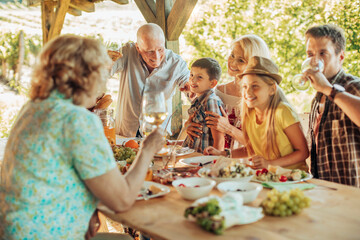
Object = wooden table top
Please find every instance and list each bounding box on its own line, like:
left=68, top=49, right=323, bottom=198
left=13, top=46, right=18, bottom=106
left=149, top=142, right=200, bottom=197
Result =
left=99, top=152, right=360, bottom=240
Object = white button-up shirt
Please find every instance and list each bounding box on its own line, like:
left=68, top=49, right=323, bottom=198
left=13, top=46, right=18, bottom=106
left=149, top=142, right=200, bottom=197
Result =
left=111, top=42, right=190, bottom=137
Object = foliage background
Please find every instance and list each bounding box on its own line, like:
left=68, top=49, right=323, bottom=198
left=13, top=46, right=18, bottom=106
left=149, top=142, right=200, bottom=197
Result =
left=183, top=0, right=360, bottom=111
left=0, top=0, right=360, bottom=138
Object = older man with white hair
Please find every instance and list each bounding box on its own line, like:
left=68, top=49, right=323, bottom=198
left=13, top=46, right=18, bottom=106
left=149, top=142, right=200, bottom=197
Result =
left=110, top=23, right=190, bottom=137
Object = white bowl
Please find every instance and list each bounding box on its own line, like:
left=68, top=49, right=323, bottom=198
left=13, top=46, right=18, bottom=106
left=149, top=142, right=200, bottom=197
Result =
left=217, top=182, right=263, bottom=204
left=197, top=168, right=254, bottom=184
left=172, top=177, right=216, bottom=200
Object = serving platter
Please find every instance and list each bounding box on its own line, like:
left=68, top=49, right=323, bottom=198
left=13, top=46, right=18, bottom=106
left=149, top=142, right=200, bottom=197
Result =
left=251, top=173, right=313, bottom=184
left=197, top=167, right=254, bottom=183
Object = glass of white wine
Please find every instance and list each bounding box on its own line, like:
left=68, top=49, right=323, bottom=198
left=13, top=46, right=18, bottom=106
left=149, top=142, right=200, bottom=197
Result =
left=142, top=91, right=168, bottom=133
left=292, top=57, right=324, bottom=91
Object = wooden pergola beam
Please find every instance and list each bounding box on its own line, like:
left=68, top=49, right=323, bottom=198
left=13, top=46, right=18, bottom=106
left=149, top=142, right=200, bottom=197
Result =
left=41, top=0, right=55, bottom=44
left=27, top=0, right=41, bottom=7
left=167, top=0, right=197, bottom=40
left=111, top=0, right=129, bottom=4
left=67, top=6, right=82, bottom=16
left=69, top=0, right=95, bottom=13
left=46, top=0, right=70, bottom=42
left=133, top=0, right=156, bottom=23
left=156, top=0, right=165, bottom=33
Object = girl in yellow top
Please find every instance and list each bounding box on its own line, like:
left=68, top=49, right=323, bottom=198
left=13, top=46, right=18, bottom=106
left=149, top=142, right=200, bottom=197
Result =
left=204, top=56, right=309, bottom=170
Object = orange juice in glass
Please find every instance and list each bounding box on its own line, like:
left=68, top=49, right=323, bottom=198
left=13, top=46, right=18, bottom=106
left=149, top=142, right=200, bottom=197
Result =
left=95, top=109, right=116, bottom=145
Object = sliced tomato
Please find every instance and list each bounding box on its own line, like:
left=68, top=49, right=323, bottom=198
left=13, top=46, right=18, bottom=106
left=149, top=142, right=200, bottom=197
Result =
left=256, top=170, right=262, bottom=176
left=261, top=168, right=268, bottom=174
left=279, top=175, right=287, bottom=182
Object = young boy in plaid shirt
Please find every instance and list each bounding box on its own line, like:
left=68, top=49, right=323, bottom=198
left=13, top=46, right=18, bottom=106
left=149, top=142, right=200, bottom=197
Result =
left=183, top=58, right=225, bottom=153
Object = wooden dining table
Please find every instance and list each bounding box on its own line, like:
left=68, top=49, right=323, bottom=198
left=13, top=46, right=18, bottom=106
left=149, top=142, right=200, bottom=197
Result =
left=98, top=152, right=360, bottom=240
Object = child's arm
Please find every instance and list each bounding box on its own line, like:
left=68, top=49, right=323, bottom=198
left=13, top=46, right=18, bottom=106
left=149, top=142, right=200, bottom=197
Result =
left=252, top=123, right=309, bottom=169
left=211, top=128, right=224, bottom=151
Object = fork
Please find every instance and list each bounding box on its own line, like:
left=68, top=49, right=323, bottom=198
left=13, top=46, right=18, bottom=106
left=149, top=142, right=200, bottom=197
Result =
left=164, top=125, right=188, bottom=169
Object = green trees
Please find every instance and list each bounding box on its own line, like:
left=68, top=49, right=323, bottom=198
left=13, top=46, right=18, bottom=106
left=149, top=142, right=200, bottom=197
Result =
left=184, top=0, right=360, bottom=95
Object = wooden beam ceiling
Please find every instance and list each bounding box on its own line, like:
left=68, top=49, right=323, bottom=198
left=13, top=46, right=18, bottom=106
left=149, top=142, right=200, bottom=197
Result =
left=133, top=0, right=156, bottom=23
left=69, top=0, right=95, bottom=13
left=48, top=0, right=71, bottom=41
left=111, top=0, right=129, bottom=4
left=167, top=0, right=197, bottom=41
left=67, top=6, right=82, bottom=16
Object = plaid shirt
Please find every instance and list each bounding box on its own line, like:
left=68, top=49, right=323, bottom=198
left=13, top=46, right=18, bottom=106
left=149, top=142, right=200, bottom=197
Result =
left=309, top=69, right=360, bottom=187
left=183, top=89, right=224, bottom=153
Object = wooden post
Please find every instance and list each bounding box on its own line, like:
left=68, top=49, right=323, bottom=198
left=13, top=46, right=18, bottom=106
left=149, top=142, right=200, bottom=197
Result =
left=135, top=0, right=197, bottom=138
left=166, top=40, right=183, bottom=138
left=16, top=31, right=24, bottom=84
left=41, top=0, right=55, bottom=44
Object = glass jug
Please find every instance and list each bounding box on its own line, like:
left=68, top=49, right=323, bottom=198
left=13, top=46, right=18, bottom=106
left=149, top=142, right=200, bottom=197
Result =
left=95, top=109, right=116, bottom=145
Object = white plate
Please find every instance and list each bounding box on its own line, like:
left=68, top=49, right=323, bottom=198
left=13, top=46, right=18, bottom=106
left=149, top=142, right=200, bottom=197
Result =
left=251, top=173, right=313, bottom=184
left=136, top=181, right=170, bottom=200
left=155, top=146, right=195, bottom=157
left=179, top=156, right=219, bottom=166
left=116, top=137, right=142, bottom=146
left=198, top=168, right=254, bottom=183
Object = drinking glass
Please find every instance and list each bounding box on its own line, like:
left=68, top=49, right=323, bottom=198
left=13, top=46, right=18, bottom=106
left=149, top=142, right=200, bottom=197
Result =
left=142, top=91, right=168, bottom=129
left=292, top=57, right=324, bottom=91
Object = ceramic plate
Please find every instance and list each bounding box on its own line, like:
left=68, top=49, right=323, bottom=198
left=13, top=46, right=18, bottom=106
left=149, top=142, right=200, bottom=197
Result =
left=251, top=173, right=313, bottom=184
left=197, top=168, right=254, bottom=183
left=179, top=156, right=219, bottom=166
left=116, top=137, right=141, bottom=146
left=136, top=181, right=170, bottom=200
left=155, top=146, right=195, bottom=157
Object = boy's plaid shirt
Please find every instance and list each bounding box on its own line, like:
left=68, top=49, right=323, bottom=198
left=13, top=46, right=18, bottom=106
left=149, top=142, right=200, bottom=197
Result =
left=183, top=89, right=224, bottom=153
left=309, top=69, right=360, bottom=187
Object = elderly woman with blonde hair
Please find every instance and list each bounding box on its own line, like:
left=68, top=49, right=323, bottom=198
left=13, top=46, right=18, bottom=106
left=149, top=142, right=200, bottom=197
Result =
left=0, top=35, right=164, bottom=239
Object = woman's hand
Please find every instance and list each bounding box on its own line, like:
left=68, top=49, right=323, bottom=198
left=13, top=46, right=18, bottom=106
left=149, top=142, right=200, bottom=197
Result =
left=85, top=210, right=100, bottom=240
left=205, top=106, right=231, bottom=134
left=251, top=155, right=269, bottom=169
left=203, top=146, right=223, bottom=156
left=185, top=112, right=202, bottom=141
left=141, top=128, right=165, bottom=155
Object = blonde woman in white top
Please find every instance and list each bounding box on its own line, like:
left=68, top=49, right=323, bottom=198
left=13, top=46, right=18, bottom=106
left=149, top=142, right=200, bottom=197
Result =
left=186, top=35, right=271, bottom=149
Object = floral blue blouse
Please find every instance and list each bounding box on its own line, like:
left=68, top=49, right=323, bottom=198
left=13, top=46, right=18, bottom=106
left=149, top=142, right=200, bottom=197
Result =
left=0, top=91, right=116, bottom=239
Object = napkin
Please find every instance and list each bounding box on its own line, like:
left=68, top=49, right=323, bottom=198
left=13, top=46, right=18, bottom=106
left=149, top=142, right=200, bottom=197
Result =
left=185, top=193, right=263, bottom=234
left=262, top=182, right=315, bottom=192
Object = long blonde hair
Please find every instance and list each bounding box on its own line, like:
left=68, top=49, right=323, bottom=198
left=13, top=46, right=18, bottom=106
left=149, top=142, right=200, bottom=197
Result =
left=231, top=34, right=271, bottom=60
left=241, top=75, right=290, bottom=160
left=29, top=35, right=111, bottom=105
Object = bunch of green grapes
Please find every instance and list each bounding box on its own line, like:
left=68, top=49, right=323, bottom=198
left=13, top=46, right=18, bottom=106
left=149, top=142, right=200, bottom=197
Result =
left=112, top=146, right=136, bottom=164
left=261, top=188, right=311, bottom=217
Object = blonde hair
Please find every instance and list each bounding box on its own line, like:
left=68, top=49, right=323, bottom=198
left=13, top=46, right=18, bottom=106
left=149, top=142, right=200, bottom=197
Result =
left=29, top=35, right=111, bottom=105
left=241, top=75, right=291, bottom=160
left=231, top=34, right=271, bottom=61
